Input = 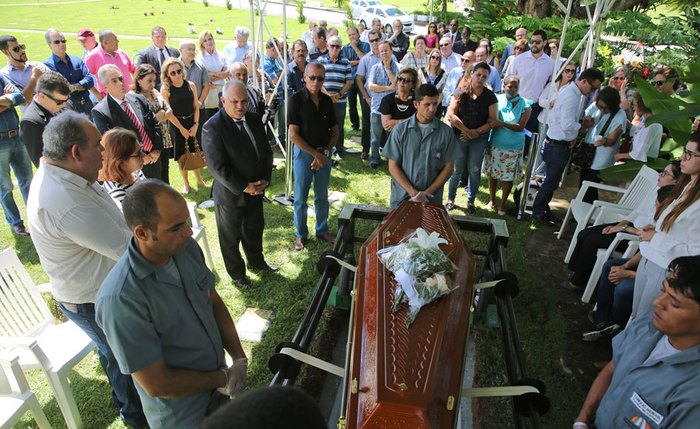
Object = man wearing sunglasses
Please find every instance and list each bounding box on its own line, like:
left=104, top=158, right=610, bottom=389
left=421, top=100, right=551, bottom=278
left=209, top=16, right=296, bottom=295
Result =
left=43, top=28, right=95, bottom=116
left=356, top=29, right=390, bottom=160
left=20, top=72, right=71, bottom=167
left=318, top=36, right=352, bottom=162
left=441, top=51, right=475, bottom=113
left=0, top=34, right=48, bottom=113
left=438, top=36, right=461, bottom=72
left=92, top=64, right=163, bottom=180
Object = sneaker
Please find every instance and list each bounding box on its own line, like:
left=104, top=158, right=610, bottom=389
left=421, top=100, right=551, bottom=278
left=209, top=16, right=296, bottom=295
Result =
left=588, top=310, right=597, bottom=325
left=582, top=322, right=621, bottom=342
left=12, top=224, right=30, bottom=236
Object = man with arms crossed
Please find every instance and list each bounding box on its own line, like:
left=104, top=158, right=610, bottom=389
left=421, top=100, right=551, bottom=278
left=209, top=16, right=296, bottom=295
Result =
left=97, top=180, right=248, bottom=429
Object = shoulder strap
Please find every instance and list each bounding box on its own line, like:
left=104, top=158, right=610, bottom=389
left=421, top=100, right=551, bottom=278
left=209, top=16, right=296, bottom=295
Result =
left=599, top=112, right=616, bottom=136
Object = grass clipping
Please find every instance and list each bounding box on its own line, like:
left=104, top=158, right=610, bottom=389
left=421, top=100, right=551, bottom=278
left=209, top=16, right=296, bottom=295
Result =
left=378, top=228, right=455, bottom=327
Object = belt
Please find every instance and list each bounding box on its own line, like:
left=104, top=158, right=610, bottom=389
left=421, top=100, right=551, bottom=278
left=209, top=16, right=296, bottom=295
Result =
left=545, top=137, right=570, bottom=145
left=59, top=301, right=94, bottom=313
left=175, top=113, right=194, bottom=120
left=0, top=129, right=20, bottom=138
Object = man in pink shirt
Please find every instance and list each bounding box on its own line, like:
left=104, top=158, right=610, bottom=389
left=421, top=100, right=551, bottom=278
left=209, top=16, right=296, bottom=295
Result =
left=84, top=30, right=135, bottom=96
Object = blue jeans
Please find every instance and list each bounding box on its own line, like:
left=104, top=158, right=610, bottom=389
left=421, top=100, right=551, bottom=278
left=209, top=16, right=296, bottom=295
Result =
left=293, top=148, right=331, bottom=238
left=532, top=142, right=570, bottom=216
left=369, top=113, right=384, bottom=165
left=58, top=302, right=147, bottom=428
left=0, top=135, right=33, bottom=227
left=333, top=101, right=347, bottom=155
left=594, top=258, right=634, bottom=325
left=447, top=134, right=489, bottom=202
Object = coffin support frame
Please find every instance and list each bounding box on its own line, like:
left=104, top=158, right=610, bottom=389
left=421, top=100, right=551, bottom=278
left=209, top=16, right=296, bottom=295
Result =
left=268, top=204, right=549, bottom=428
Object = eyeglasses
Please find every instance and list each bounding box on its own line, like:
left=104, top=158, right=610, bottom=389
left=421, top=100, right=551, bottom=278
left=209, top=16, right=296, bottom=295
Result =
left=529, top=39, right=543, bottom=45
left=169, top=69, right=183, bottom=76
left=610, top=76, right=624, bottom=80
left=461, top=58, right=471, bottom=63
left=430, top=55, right=440, bottom=60
left=439, top=43, right=450, bottom=47
left=653, top=80, right=666, bottom=87
left=130, top=150, right=146, bottom=158
left=329, top=45, right=342, bottom=49
left=658, top=169, right=673, bottom=177
left=563, top=69, right=576, bottom=74
left=11, top=44, right=26, bottom=53
left=307, top=75, right=325, bottom=82
left=682, top=148, right=700, bottom=160
left=369, top=38, right=380, bottom=43
left=397, top=77, right=414, bottom=83
left=52, top=39, right=67, bottom=45
left=41, top=92, right=69, bottom=105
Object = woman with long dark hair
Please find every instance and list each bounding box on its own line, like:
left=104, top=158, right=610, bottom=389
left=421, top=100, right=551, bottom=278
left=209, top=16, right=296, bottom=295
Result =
left=445, top=62, right=498, bottom=214
left=615, top=91, right=663, bottom=163
left=425, top=23, right=439, bottom=49
left=577, top=86, right=627, bottom=203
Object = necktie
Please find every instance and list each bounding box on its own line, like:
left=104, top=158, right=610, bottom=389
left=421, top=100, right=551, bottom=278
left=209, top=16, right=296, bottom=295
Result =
left=159, top=48, right=166, bottom=66
left=236, top=120, right=258, bottom=158
left=122, top=101, right=153, bottom=152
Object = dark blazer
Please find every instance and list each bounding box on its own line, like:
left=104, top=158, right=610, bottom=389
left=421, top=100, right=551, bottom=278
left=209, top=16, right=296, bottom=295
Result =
left=20, top=100, right=53, bottom=167
left=136, top=45, right=180, bottom=86
left=91, top=93, right=163, bottom=153
left=201, top=110, right=273, bottom=207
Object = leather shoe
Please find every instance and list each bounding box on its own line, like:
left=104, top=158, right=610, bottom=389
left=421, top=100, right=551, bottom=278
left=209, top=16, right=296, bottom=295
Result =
left=316, top=231, right=335, bottom=244
left=12, top=225, right=30, bottom=236
left=250, top=263, right=279, bottom=273
left=543, top=212, right=562, bottom=224
left=360, top=152, right=369, bottom=160
left=532, top=214, right=555, bottom=226
left=233, top=277, right=251, bottom=289
left=294, top=236, right=307, bottom=251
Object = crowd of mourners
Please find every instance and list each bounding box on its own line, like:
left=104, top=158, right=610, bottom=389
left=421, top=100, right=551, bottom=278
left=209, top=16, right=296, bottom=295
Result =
left=1, top=11, right=699, bottom=429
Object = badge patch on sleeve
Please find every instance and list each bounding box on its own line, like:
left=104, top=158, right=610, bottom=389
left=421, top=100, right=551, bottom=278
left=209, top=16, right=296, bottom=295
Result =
left=629, top=392, right=663, bottom=426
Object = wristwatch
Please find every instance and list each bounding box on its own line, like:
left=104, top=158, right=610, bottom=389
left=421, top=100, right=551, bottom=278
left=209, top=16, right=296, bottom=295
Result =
left=621, top=224, right=629, bottom=232
left=323, top=149, right=330, bottom=157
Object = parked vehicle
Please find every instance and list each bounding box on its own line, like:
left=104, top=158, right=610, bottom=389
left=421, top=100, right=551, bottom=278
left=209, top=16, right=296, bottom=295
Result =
left=349, top=0, right=383, bottom=18
left=357, top=5, right=414, bottom=34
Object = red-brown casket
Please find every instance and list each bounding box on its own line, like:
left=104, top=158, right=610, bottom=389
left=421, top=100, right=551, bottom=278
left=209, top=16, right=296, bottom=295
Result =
left=344, top=201, right=475, bottom=429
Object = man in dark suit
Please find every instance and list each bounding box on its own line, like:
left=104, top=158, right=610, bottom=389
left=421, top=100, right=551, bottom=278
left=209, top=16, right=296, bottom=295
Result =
left=91, top=64, right=163, bottom=179
left=136, top=26, right=180, bottom=88
left=452, top=26, right=478, bottom=55
left=20, top=71, right=70, bottom=167
left=202, top=80, right=275, bottom=289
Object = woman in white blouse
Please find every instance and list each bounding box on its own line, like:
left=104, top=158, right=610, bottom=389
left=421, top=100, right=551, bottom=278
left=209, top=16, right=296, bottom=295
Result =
left=197, top=30, right=229, bottom=120
left=400, top=35, right=428, bottom=70
left=614, top=91, right=663, bottom=163
left=631, top=134, right=700, bottom=320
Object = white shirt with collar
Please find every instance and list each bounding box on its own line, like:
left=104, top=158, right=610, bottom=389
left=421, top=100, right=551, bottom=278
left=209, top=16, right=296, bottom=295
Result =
left=27, top=163, right=131, bottom=304
left=546, top=82, right=583, bottom=142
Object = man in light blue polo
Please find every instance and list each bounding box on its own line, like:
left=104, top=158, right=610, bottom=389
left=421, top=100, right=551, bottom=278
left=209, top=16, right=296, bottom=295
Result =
left=383, top=84, right=458, bottom=208
left=96, top=180, right=248, bottom=429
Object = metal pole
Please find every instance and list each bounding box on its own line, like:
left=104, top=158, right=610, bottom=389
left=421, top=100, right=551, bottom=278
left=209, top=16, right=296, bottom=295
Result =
left=517, top=132, right=539, bottom=220
left=429, top=0, right=434, bottom=23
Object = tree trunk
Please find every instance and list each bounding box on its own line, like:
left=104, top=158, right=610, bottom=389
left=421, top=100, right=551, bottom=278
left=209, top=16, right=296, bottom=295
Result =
left=517, top=0, right=552, bottom=18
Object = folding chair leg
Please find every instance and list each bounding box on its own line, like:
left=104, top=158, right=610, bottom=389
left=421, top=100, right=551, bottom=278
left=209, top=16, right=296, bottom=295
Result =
left=557, top=206, right=573, bottom=240
left=200, top=229, right=214, bottom=270
left=582, top=253, right=606, bottom=304
left=47, top=372, right=83, bottom=429
left=27, top=396, right=52, bottom=429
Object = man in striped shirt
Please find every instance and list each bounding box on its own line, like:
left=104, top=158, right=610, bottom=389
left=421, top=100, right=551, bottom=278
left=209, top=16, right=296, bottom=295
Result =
left=318, top=36, right=352, bottom=161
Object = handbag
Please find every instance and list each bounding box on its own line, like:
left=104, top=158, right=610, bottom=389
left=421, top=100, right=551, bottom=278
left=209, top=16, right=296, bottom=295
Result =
left=571, top=113, right=615, bottom=169
left=177, top=136, right=207, bottom=171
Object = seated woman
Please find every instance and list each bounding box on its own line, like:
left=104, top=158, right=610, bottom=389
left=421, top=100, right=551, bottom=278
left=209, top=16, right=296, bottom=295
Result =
left=614, top=91, right=663, bottom=163
left=582, top=184, right=677, bottom=342
left=99, top=128, right=146, bottom=210
left=577, top=86, right=628, bottom=204
left=563, top=161, right=686, bottom=292
left=483, top=75, right=531, bottom=215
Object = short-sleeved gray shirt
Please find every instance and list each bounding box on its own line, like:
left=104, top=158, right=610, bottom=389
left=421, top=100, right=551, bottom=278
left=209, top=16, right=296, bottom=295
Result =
left=184, top=59, right=210, bottom=103
left=382, top=115, right=459, bottom=208
left=96, top=238, right=224, bottom=429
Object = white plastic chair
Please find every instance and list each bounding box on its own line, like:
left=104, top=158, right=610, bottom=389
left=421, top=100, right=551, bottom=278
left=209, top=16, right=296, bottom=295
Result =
left=0, top=248, right=95, bottom=429
left=558, top=165, right=658, bottom=263
left=581, top=232, right=640, bottom=304
left=0, top=351, right=51, bottom=429
left=188, top=202, right=214, bottom=269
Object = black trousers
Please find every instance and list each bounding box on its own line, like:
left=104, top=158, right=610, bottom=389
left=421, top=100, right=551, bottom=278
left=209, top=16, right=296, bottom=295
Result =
left=568, top=222, right=626, bottom=287
left=348, top=83, right=360, bottom=128
left=579, top=168, right=601, bottom=204
left=141, top=155, right=163, bottom=181
left=360, top=95, right=371, bottom=154
left=215, top=202, right=266, bottom=280
left=524, top=104, right=543, bottom=155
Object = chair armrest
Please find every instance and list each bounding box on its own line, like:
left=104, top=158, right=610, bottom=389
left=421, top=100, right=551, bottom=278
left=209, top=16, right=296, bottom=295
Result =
left=0, top=337, right=38, bottom=349
left=576, top=181, right=627, bottom=200
left=616, top=232, right=640, bottom=242
left=594, top=204, right=634, bottom=225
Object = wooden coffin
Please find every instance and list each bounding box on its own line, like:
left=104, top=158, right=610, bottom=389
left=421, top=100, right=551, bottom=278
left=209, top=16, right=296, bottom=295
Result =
left=344, top=201, right=475, bottom=429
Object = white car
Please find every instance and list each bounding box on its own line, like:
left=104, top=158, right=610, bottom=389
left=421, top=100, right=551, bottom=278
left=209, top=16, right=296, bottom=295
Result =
left=357, top=5, right=414, bottom=35
left=349, top=0, right=383, bottom=18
